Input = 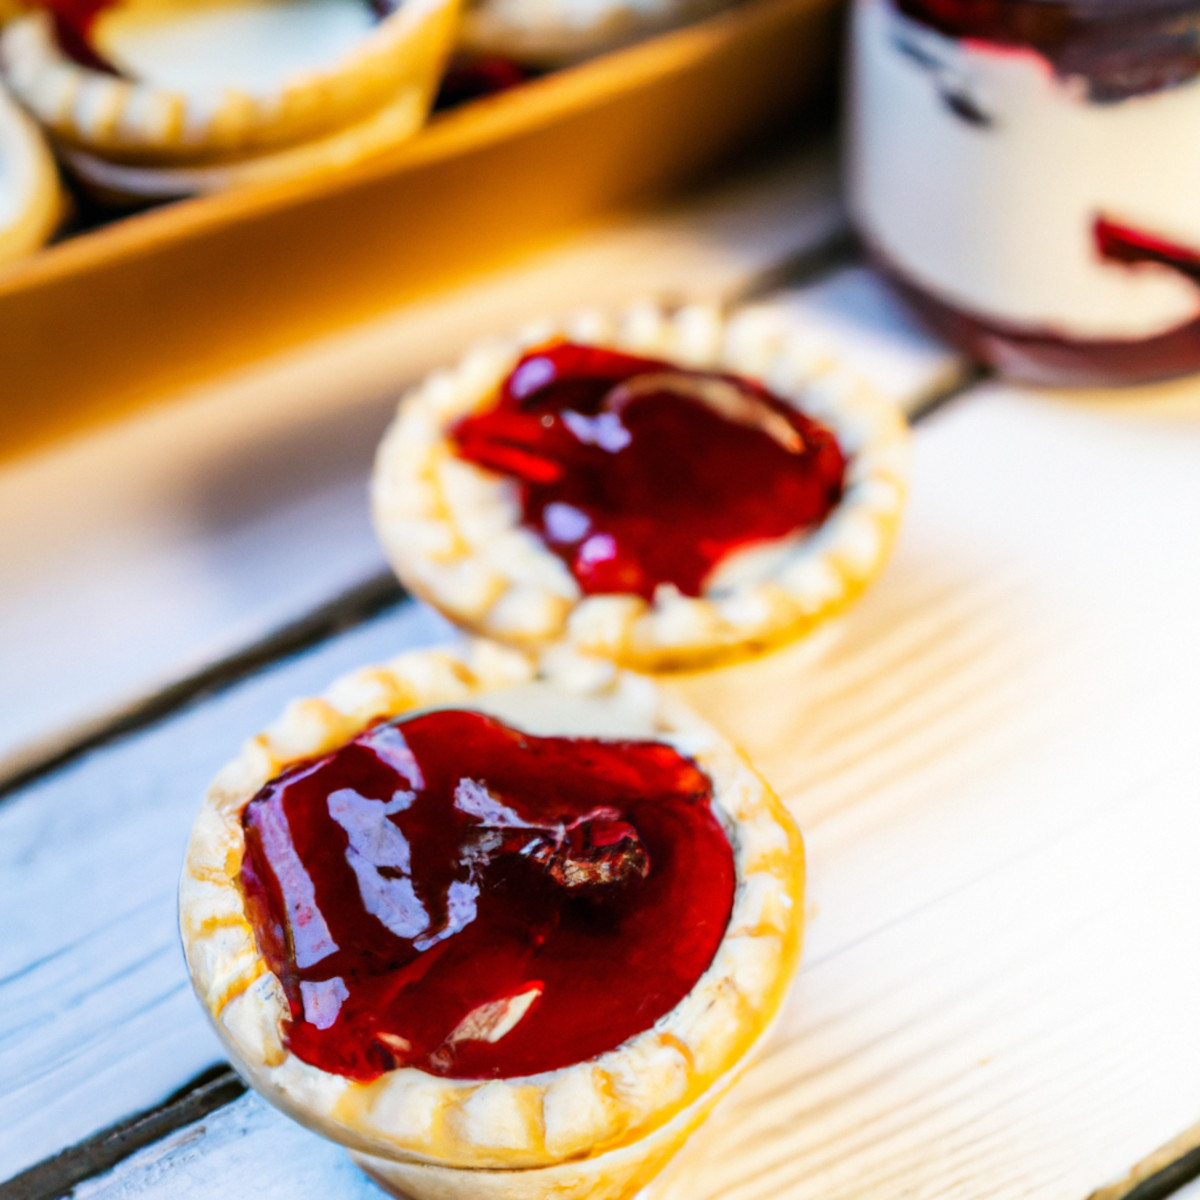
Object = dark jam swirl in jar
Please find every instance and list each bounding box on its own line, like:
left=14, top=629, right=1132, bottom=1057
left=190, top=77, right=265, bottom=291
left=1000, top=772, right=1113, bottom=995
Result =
left=238, top=708, right=736, bottom=1082
left=450, top=342, right=846, bottom=600
left=850, top=0, right=1200, bottom=385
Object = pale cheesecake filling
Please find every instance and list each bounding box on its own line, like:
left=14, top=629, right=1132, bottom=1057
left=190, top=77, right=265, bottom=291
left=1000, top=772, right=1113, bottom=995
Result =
left=849, top=0, right=1200, bottom=341
left=93, top=0, right=378, bottom=101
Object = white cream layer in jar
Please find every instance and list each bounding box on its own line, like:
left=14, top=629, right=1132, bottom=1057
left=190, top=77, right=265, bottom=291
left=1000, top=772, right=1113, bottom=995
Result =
left=848, top=0, right=1200, bottom=342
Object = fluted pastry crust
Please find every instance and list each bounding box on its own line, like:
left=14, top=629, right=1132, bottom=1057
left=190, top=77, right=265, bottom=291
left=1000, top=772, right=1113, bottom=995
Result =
left=179, top=641, right=804, bottom=1177
left=0, top=0, right=458, bottom=165
left=372, top=301, right=910, bottom=673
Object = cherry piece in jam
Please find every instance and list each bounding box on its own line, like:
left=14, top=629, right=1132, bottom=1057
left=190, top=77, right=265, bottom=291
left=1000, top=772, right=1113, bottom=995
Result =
left=451, top=342, right=846, bottom=600
left=239, top=709, right=735, bottom=1082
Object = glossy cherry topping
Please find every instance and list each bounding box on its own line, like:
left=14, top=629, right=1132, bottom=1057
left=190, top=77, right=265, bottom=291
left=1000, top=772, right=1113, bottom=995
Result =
left=239, top=708, right=735, bottom=1082
left=451, top=342, right=846, bottom=600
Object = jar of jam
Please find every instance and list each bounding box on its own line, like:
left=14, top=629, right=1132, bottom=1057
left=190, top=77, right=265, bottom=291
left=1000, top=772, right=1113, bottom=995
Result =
left=848, top=0, right=1200, bottom=385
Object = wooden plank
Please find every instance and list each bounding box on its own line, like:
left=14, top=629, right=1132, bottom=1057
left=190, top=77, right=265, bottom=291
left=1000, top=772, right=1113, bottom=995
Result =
left=0, top=271, right=963, bottom=1190
left=42, top=379, right=1200, bottom=1200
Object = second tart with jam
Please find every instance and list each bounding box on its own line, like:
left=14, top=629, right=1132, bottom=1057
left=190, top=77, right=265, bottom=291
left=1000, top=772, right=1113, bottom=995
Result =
left=372, top=303, right=910, bottom=671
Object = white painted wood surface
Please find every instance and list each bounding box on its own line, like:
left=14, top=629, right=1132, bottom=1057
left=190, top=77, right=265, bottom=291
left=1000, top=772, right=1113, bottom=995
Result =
left=9, top=375, right=1200, bottom=1198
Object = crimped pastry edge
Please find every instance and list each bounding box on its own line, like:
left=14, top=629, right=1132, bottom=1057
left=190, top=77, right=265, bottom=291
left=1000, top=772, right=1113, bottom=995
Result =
left=371, top=300, right=911, bottom=673
left=0, top=0, right=458, bottom=163
left=179, top=640, right=805, bottom=1172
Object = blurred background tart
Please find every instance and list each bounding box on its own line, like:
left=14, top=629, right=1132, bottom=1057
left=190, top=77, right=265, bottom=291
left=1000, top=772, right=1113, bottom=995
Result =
left=1, top=0, right=461, bottom=194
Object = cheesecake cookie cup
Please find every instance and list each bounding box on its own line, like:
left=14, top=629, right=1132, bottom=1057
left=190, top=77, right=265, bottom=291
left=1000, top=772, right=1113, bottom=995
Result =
left=1, top=0, right=459, bottom=172
left=372, top=301, right=910, bottom=673
left=180, top=641, right=804, bottom=1200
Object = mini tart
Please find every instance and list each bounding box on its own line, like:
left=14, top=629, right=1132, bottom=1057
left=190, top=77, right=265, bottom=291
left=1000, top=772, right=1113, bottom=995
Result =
left=371, top=302, right=910, bottom=673
left=0, top=0, right=459, bottom=165
left=180, top=642, right=804, bottom=1200
left=0, top=78, right=64, bottom=265
left=457, top=0, right=731, bottom=67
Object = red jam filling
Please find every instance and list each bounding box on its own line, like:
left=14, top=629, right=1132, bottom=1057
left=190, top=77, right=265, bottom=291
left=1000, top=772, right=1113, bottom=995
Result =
left=239, top=708, right=736, bottom=1082
left=451, top=342, right=846, bottom=600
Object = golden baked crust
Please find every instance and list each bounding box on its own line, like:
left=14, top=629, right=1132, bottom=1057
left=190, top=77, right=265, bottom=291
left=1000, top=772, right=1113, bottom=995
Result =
left=0, top=79, right=65, bottom=265
left=0, top=0, right=459, bottom=164
left=179, top=641, right=804, bottom=1183
left=371, top=301, right=910, bottom=673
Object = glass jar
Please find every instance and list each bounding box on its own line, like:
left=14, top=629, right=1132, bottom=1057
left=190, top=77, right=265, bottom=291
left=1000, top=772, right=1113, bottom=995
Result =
left=848, top=0, right=1200, bottom=385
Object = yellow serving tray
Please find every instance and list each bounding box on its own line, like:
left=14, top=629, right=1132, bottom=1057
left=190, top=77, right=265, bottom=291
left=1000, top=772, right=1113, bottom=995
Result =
left=0, top=0, right=839, bottom=459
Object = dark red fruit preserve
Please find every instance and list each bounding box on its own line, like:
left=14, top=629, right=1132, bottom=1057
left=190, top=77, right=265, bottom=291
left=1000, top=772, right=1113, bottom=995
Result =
left=239, top=709, right=735, bottom=1082
left=451, top=342, right=846, bottom=600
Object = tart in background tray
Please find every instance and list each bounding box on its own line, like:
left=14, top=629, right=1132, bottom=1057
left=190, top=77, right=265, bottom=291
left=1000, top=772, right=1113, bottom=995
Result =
left=0, top=0, right=840, bottom=461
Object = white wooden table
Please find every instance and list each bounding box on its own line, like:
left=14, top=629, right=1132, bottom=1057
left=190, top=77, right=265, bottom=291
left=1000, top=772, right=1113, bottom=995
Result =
left=2, top=140, right=1199, bottom=1200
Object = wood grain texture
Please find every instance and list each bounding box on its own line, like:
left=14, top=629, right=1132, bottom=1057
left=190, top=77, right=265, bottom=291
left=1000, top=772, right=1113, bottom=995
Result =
left=44, top=381, right=1200, bottom=1200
